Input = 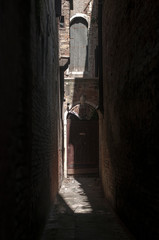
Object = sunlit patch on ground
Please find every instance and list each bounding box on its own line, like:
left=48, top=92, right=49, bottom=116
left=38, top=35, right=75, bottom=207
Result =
left=59, top=178, right=93, bottom=213
left=41, top=177, right=135, bottom=240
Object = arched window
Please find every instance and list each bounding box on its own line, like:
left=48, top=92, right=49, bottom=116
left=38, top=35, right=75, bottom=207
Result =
left=70, top=17, right=88, bottom=73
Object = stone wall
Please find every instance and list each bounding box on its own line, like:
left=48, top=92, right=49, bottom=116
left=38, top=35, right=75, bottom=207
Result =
left=101, top=0, right=159, bottom=239
left=0, top=1, right=59, bottom=239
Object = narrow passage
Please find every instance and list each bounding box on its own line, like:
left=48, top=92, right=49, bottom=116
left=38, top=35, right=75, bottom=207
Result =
left=42, top=177, right=135, bottom=240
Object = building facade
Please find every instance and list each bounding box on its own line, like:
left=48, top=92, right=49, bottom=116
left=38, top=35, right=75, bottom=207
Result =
left=59, top=0, right=99, bottom=176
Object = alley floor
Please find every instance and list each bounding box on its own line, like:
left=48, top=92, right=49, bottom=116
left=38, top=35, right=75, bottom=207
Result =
left=41, top=177, right=135, bottom=240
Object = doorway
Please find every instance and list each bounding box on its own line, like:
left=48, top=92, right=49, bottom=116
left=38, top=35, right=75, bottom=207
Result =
left=67, top=104, right=99, bottom=175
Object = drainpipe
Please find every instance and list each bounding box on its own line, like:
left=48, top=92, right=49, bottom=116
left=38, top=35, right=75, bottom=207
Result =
left=98, top=0, right=104, bottom=113
left=59, top=57, right=70, bottom=179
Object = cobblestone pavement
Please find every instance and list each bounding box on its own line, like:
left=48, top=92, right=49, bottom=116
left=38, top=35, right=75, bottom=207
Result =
left=41, top=177, right=135, bottom=240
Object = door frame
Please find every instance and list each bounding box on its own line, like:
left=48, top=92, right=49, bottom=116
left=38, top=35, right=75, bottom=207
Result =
left=63, top=103, right=99, bottom=178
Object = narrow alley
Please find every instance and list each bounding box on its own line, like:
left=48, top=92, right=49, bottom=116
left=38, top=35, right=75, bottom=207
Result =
left=1, top=0, right=159, bottom=240
left=42, top=177, right=134, bottom=240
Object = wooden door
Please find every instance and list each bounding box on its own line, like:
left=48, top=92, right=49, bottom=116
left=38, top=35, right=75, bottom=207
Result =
left=67, top=119, right=99, bottom=175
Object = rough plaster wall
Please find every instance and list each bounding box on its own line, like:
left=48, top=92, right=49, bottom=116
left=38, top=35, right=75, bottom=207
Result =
left=0, top=1, right=59, bottom=239
left=101, top=0, right=159, bottom=239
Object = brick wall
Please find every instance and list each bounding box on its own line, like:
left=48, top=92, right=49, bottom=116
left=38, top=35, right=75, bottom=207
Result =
left=59, top=0, right=70, bottom=58
left=0, top=1, right=59, bottom=239
left=59, top=0, right=98, bottom=78
left=31, top=0, right=59, bottom=238
left=70, top=0, right=92, bottom=17
left=64, top=78, right=99, bottom=111
left=101, top=0, right=159, bottom=239
left=70, top=0, right=98, bottom=78
left=86, top=0, right=98, bottom=78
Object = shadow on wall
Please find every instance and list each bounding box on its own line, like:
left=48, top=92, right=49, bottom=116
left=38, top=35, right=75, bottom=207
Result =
left=101, top=1, right=159, bottom=239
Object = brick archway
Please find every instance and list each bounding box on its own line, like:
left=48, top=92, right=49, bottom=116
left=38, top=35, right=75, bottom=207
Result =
left=69, top=103, right=99, bottom=120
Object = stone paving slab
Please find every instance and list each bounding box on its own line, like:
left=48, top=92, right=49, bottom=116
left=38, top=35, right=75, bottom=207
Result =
left=41, top=177, right=135, bottom=240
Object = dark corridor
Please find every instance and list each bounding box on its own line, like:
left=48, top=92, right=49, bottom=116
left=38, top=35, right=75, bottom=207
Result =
left=1, top=0, right=159, bottom=240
